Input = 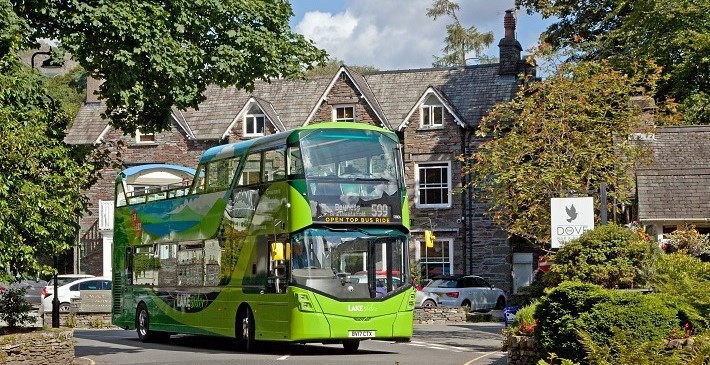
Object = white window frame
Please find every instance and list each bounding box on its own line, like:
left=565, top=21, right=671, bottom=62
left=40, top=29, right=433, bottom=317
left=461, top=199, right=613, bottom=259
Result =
left=135, top=129, right=155, bottom=144
left=332, top=105, right=355, bottom=122
left=415, top=237, right=454, bottom=280
left=421, top=104, right=444, bottom=128
left=415, top=161, right=452, bottom=208
left=243, top=114, right=266, bottom=137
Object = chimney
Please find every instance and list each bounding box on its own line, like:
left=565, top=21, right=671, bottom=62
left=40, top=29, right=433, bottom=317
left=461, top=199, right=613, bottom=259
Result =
left=86, top=76, right=103, bottom=104
left=498, top=9, right=522, bottom=76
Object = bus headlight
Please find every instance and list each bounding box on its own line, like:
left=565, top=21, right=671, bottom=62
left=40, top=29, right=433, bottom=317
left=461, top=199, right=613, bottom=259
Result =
left=297, top=293, right=314, bottom=312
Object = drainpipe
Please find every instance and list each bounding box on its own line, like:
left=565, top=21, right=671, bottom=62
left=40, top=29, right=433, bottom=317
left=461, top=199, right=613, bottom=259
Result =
left=461, top=127, right=474, bottom=275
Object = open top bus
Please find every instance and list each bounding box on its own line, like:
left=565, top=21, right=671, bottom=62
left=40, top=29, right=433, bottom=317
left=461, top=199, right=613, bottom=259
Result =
left=112, top=122, right=413, bottom=352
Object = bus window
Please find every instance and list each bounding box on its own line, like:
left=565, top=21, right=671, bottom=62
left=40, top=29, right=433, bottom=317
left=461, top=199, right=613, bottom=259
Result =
left=205, top=157, right=240, bottom=192
left=177, top=241, right=204, bottom=286
left=264, top=149, right=286, bottom=182
left=191, top=165, right=206, bottom=194
left=237, top=153, right=261, bottom=186
left=133, top=245, right=159, bottom=286
left=116, top=183, right=128, bottom=207
left=288, top=146, right=304, bottom=176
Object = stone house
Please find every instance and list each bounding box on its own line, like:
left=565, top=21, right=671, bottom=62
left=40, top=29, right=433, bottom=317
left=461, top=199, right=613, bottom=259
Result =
left=65, top=10, right=534, bottom=295
left=637, top=125, right=710, bottom=238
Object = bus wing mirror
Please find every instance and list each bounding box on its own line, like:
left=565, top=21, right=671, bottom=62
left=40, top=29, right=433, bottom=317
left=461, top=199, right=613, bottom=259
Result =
left=271, top=242, right=285, bottom=261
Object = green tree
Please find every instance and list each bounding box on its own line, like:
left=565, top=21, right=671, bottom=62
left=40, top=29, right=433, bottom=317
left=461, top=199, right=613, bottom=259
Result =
left=0, top=4, right=108, bottom=282
left=516, top=0, right=710, bottom=125
left=426, top=0, right=494, bottom=67
left=304, top=58, right=378, bottom=78
left=10, top=0, right=327, bottom=133
left=463, top=60, right=663, bottom=246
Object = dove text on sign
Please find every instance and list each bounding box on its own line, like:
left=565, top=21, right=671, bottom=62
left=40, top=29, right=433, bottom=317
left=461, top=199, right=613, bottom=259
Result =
left=551, top=197, right=594, bottom=248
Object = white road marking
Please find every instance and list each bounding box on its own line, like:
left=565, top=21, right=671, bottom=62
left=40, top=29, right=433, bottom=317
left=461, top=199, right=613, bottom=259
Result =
left=462, top=351, right=501, bottom=365
left=406, top=341, right=462, bottom=352
left=276, top=354, right=291, bottom=360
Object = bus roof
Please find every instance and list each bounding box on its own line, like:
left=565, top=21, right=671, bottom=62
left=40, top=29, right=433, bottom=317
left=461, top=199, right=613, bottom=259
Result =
left=118, top=164, right=197, bottom=181
left=199, top=122, right=398, bottom=164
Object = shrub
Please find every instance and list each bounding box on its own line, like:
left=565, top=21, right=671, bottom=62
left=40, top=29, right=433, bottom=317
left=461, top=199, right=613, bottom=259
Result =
left=545, top=224, right=659, bottom=289
left=664, top=224, right=710, bottom=258
left=536, top=282, right=703, bottom=364
left=0, top=286, right=33, bottom=329
left=535, top=281, right=612, bottom=359
left=651, top=252, right=710, bottom=320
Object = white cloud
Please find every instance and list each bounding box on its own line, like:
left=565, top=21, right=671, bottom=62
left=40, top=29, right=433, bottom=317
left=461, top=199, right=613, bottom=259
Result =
left=294, top=0, right=551, bottom=71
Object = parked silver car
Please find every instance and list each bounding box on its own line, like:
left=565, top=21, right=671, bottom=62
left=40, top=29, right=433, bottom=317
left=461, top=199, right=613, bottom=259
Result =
left=422, top=275, right=506, bottom=312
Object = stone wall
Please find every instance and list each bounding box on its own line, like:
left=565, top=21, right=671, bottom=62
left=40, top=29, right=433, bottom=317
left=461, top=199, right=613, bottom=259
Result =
left=42, top=312, right=114, bottom=329
left=0, top=328, right=74, bottom=365
left=413, top=307, right=467, bottom=324
left=506, top=335, right=541, bottom=365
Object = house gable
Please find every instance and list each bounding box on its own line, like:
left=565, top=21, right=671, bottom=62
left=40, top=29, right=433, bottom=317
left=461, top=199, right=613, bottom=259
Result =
left=223, top=97, right=284, bottom=142
left=304, top=66, right=389, bottom=129
left=397, top=86, right=465, bottom=131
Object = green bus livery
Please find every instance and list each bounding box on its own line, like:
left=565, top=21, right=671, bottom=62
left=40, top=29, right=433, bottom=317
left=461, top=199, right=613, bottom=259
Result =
left=112, top=122, right=414, bottom=352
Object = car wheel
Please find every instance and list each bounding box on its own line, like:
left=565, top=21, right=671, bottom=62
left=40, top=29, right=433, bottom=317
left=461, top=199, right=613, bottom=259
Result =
left=58, top=302, right=71, bottom=313
left=343, top=339, right=360, bottom=352
left=421, top=299, right=437, bottom=308
left=236, top=306, right=257, bottom=352
left=136, top=303, right=169, bottom=343
left=495, top=296, right=506, bottom=310
left=461, top=300, right=471, bottom=312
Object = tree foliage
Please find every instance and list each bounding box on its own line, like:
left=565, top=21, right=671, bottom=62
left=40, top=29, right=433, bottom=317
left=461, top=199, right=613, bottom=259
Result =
left=463, top=60, right=663, bottom=245
left=427, top=0, right=494, bottom=67
left=516, top=0, right=710, bottom=125
left=9, top=0, right=327, bottom=133
left=0, top=5, right=109, bottom=283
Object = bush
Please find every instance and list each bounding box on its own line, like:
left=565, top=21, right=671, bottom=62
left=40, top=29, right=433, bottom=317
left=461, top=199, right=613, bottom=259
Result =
left=664, top=224, right=710, bottom=258
left=535, top=281, right=612, bottom=359
left=545, top=224, right=659, bottom=289
left=536, top=281, right=703, bottom=364
left=651, top=252, right=710, bottom=320
left=0, top=286, right=34, bottom=330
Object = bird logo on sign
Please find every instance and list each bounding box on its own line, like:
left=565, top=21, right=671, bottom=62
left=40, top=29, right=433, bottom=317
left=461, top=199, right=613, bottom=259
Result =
left=565, top=205, right=578, bottom=222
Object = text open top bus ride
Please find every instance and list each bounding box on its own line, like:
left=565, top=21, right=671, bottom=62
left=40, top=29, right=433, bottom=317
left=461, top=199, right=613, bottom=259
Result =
left=112, top=122, right=413, bottom=351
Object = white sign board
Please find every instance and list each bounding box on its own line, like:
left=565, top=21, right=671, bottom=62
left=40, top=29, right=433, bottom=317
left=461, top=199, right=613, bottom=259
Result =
left=551, top=197, right=594, bottom=248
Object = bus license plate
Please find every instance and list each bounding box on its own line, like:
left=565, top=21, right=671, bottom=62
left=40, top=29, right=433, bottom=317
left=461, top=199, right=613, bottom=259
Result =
left=348, top=330, right=375, bottom=338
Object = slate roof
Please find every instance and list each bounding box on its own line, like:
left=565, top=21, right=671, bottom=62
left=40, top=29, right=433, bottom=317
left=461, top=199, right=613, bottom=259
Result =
left=65, top=103, right=106, bottom=144
left=637, top=126, right=710, bottom=221
left=66, top=64, right=521, bottom=143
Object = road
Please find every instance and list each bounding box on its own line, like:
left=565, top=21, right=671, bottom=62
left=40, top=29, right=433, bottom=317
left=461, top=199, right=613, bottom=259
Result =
left=74, top=323, right=507, bottom=365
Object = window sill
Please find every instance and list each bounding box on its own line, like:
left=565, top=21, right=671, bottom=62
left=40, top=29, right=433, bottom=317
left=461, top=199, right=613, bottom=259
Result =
left=417, top=126, right=445, bottom=131
left=414, top=204, right=452, bottom=209
left=132, top=142, right=159, bottom=147
left=244, top=134, right=265, bottom=138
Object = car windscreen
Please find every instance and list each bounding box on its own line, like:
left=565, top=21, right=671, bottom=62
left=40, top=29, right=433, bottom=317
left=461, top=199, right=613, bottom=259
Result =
left=428, top=279, right=460, bottom=288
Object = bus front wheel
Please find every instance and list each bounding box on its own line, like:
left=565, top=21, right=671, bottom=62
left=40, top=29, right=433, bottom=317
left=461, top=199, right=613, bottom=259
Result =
left=236, top=306, right=257, bottom=352
left=136, top=303, right=169, bottom=343
left=343, top=339, right=360, bottom=352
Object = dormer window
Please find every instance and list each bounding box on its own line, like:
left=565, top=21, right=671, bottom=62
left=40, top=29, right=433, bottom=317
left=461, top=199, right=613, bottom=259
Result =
left=244, top=106, right=265, bottom=137
left=333, top=105, right=355, bottom=122
left=136, top=129, right=155, bottom=144
left=421, top=95, right=444, bottom=128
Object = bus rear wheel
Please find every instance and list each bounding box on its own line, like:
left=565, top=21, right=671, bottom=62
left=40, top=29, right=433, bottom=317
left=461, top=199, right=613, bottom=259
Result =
left=236, top=306, right=257, bottom=352
left=136, top=303, right=169, bottom=343
left=343, top=339, right=360, bottom=352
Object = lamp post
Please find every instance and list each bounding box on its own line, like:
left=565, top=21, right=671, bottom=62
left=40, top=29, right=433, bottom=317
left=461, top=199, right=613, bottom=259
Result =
left=31, top=47, right=63, bottom=328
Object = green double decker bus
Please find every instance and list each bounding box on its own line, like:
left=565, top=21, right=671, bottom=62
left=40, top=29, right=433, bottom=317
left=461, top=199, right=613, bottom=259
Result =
left=112, top=122, right=413, bottom=352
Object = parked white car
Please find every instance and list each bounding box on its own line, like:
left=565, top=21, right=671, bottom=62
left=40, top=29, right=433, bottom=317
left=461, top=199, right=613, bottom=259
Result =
left=42, top=274, right=95, bottom=299
left=422, top=275, right=506, bottom=312
left=415, top=287, right=439, bottom=308
left=42, top=276, right=111, bottom=313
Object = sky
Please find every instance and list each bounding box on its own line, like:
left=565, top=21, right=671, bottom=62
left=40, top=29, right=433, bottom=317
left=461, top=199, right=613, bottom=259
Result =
left=288, top=0, right=554, bottom=71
